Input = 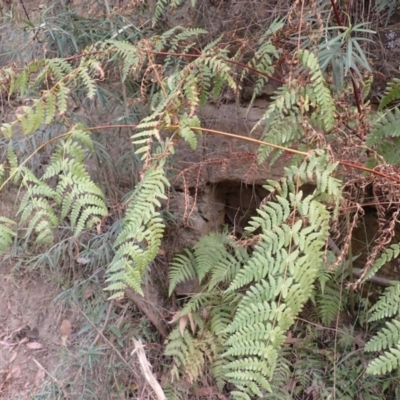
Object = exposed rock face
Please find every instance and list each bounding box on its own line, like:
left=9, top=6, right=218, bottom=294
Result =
left=165, top=100, right=290, bottom=256
left=170, top=101, right=289, bottom=188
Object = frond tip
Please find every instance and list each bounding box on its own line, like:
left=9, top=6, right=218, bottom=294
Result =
left=0, top=217, right=16, bottom=253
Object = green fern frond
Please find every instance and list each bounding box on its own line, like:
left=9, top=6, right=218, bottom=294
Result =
left=366, top=109, right=400, bottom=164
left=168, top=250, right=197, bottom=296
left=0, top=217, right=16, bottom=253
left=15, top=128, right=106, bottom=242
left=106, top=166, right=169, bottom=298
left=379, top=77, right=400, bottom=110
left=365, top=319, right=400, bottom=352
left=255, top=51, right=336, bottom=165
left=223, top=154, right=341, bottom=398
left=17, top=100, right=45, bottom=135
left=77, top=66, right=97, bottom=99
left=178, top=114, right=201, bottom=150
left=361, top=243, right=400, bottom=284
left=367, top=109, right=400, bottom=145
left=366, top=344, right=400, bottom=375
left=56, top=82, right=69, bottom=115
left=166, top=321, right=220, bottom=385
left=194, top=231, right=236, bottom=282
left=368, top=283, right=400, bottom=322
left=46, top=58, right=73, bottom=80
left=107, top=40, right=139, bottom=82
left=153, top=0, right=169, bottom=25
left=241, top=19, right=282, bottom=107
left=298, top=49, right=336, bottom=132
left=316, top=284, right=346, bottom=325
left=42, top=91, right=57, bottom=125
left=19, top=198, right=58, bottom=244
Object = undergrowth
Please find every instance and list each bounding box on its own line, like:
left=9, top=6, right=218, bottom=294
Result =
left=2, top=0, right=400, bottom=398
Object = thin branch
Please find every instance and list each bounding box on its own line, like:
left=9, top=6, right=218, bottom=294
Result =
left=88, top=123, right=400, bottom=185
left=132, top=339, right=166, bottom=400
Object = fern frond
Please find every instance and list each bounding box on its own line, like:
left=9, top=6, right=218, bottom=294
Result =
left=46, top=58, right=73, bottom=80
left=316, top=284, right=346, bottom=326
left=168, top=249, right=197, bottom=296
left=298, top=49, right=336, bottom=132
left=0, top=217, right=16, bottom=253
left=178, top=114, right=201, bottom=150
left=223, top=154, right=341, bottom=398
left=106, top=39, right=140, bottom=81
left=16, top=100, right=45, bottom=135
left=77, top=66, right=97, bottom=99
left=106, top=166, right=169, bottom=298
left=56, top=82, right=69, bottom=115
left=361, top=243, right=400, bottom=284
left=365, top=319, right=400, bottom=352
left=379, top=77, right=400, bottom=110
left=366, top=344, right=400, bottom=375
left=241, top=19, right=282, bottom=107
left=366, top=109, right=400, bottom=164
left=368, top=283, right=400, bottom=322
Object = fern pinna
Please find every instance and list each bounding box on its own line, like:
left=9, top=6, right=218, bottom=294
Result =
left=255, top=50, right=336, bottom=165
left=2, top=128, right=107, bottom=246
left=362, top=244, right=400, bottom=376
left=166, top=232, right=247, bottom=390
left=166, top=153, right=342, bottom=399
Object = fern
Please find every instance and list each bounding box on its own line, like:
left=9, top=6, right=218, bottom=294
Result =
left=0, top=217, right=16, bottom=253
left=166, top=231, right=246, bottom=388
left=365, top=247, right=400, bottom=376
left=361, top=243, right=400, bottom=284
left=223, top=154, right=341, bottom=398
left=368, top=283, right=400, bottom=322
left=166, top=153, right=341, bottom=398
left=366, top=344, right=400, bottom=375
left=366, top=109, right=400, bottom=164
left=240, top=19, right=283, bottom=108
left=15, top=128, right=107, bottom=243
left=366, top=320, right=400, bottom=353
left=316, top=284, right=346, bottom=326
left=379, top=77, right=400, bottom=110
left=298, top=49, right=336, bottom=132
left=107, top=39, right=139, bottom=82
left=105, top=165, right=169, bottom=298
left=168, top=249, right=197, bottom=296
left=255, top=50, right=335, bottom=165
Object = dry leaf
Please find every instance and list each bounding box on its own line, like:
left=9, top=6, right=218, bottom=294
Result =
left=284, top=331, right=300, bottom=345
left=188, top=312, right=197, bottom=334
left=76, top=257, right=90, bottom=265
left=33, top=368, right=45, bottom=387
left=179, top=315, right=189, bottom=336
left=84, top=288, right=94, bottom=299
left=9, top=351, right=17, bottom=363
left=26, top=342, right=44, bottom=350
left=168, top=311, right=181, bottom=324
left=6, top=365, right=21, bottom=380
left=0, top=339, right=19, bottom=347
left=197, top=386, right=217, bottom=396
left=59, top=319, right=72, bottom=337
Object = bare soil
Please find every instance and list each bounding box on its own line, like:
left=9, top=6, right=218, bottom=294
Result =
left=0, top=262, right=66, bottom=398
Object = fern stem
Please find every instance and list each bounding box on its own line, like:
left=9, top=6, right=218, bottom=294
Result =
left=0, top=131, right=72, bottom=192
left=152, top=51, right=285, bottom=84
left=346, top=213, right=355, bottom=318
left=87, top=122, right=400, bottom=185
left=169, top=125, right=309, bottom=156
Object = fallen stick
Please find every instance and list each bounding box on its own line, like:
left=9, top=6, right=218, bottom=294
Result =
left=132, top=338, right=166, bottom=400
